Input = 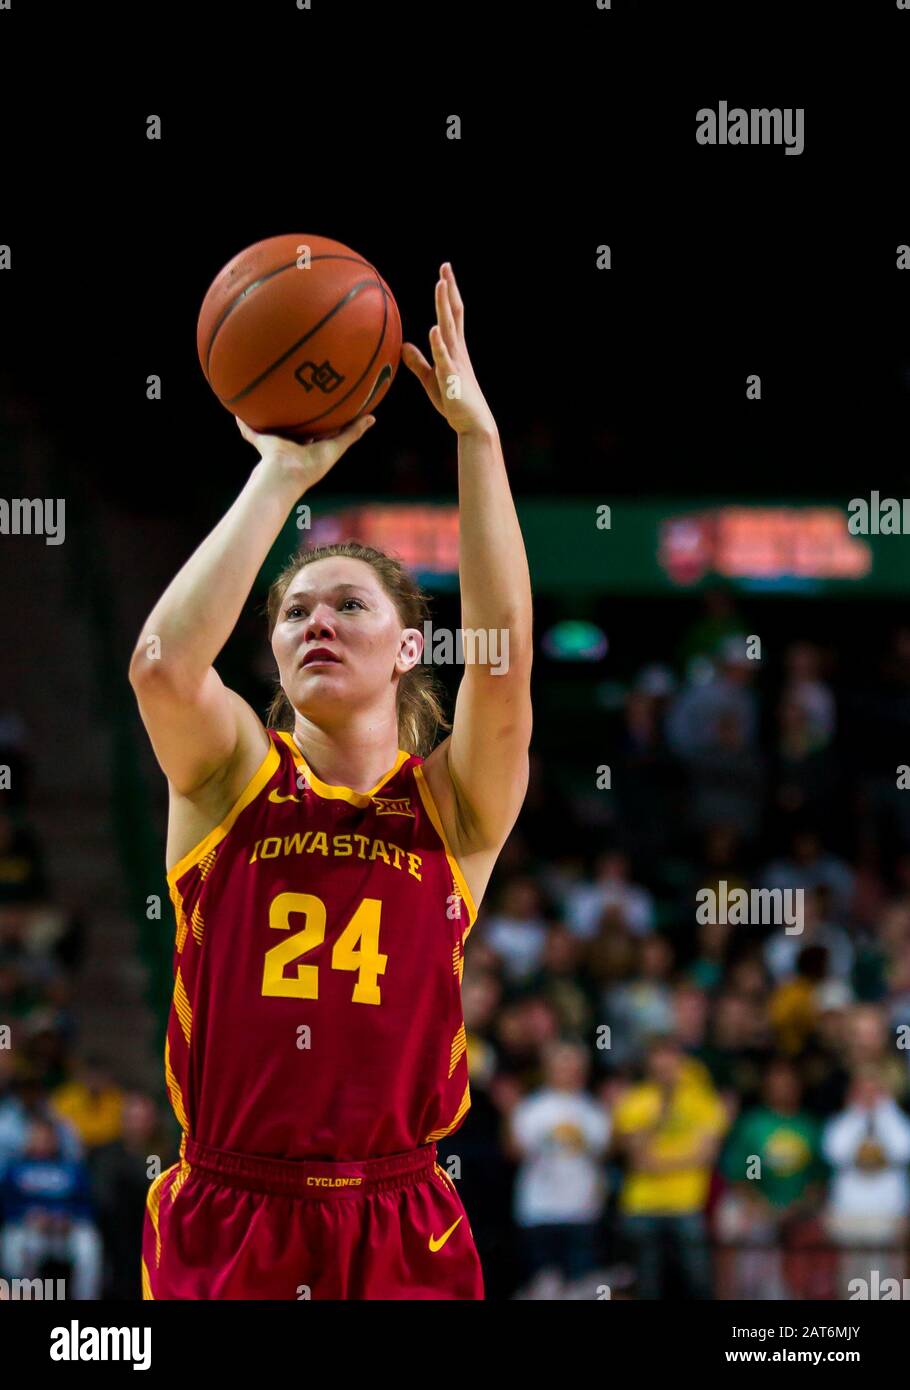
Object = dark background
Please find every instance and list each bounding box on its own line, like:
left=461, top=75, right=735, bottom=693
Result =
left=2, top=3, right=908, bottom=514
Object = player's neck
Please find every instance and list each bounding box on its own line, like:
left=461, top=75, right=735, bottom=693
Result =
left=292, top=719, right=404, bottom=793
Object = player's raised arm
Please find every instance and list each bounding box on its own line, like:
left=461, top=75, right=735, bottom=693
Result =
left=402, top=263, right=533, bottom=855
left=128, top=415, right=375, bottom=797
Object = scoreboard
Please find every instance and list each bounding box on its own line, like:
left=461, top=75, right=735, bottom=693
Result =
left=264, top=498, right=909, bottom=596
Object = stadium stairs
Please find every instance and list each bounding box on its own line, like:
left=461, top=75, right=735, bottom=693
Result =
left=1, top=420, right=166, bottom=1092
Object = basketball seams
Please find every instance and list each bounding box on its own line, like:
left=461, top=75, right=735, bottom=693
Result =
left=201, top=254, right=379, bottom=379
left=222, top=277, right=389, bottom=408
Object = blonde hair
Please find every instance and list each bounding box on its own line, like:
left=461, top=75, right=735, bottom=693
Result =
left=264, top=540, right=451, bottom=757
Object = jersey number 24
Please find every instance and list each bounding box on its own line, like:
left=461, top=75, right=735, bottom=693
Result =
left=261, top=891, right=387, bottom=1006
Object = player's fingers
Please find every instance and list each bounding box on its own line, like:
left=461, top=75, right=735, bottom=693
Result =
left=333, top=414, right=376, bottom=452
left=237, top=416, right=295, bottom=451
left=429, top=326, right=456, bottom=392
left=322, top=414, right=375, bottom=464
left=429, top=323, right=453, bottom=363
left=235, top=416, right=259, bottom=444
left=404, top=341, right=444, bottom=411
left=402, top=341, right=434, bottom=384
left=435, top=275, right=458, bottom=354
left=443, top=263, right=464, bottom=330
left=304, top=416, right=375, bottom=483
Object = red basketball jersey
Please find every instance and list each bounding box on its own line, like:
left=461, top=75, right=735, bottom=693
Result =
left=163, top=729, right=477, bottom=1160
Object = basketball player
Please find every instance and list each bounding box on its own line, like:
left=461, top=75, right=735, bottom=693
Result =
left=130, top=263, right=533, bottom=1299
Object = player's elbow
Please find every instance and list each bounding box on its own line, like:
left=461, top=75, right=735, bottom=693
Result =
left=129, top=646, right=176, bottom=691
left=129, top=646, right=155, bottom=687
left=128, top=647, right=205, bottom=704
left=493, top=632, right=533, bottom=684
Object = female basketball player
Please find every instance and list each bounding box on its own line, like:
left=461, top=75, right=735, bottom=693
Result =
left=130, top=263, right=533, bottom=1299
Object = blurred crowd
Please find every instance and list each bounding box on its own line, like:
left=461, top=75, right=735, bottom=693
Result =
left=444, top=601, right=910, bottom=1299
left=3, top=595, right=910, bottom=1300
left=0, top=711, right=171, bottom=1300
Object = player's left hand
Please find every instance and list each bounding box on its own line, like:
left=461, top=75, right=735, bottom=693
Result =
left=402, top=263, right=497, bottom=437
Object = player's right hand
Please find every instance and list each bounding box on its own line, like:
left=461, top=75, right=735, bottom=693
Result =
left=235, top=413, right=376, bottom=492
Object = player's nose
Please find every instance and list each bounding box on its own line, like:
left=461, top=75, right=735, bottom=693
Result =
left=303, top=605, right=338, bottom=640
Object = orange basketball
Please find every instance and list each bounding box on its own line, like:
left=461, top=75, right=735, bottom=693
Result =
left=196, top=233, right=402, bottom=441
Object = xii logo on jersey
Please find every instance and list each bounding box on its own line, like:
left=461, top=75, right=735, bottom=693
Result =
left=371, top=796, right=415, bottom=818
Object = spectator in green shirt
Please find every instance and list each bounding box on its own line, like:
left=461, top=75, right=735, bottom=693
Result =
left=715, top=1059, right=827, bottom=1298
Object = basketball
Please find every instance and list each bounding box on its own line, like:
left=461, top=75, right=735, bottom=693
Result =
left=196, top=233, right=402, bottom=441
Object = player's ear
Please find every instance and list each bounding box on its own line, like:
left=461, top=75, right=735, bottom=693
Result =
left=396, top=627, right=424, bottom=674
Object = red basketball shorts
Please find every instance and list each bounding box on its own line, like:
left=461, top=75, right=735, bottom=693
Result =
left=141, top=1137, right=484, bottom=1300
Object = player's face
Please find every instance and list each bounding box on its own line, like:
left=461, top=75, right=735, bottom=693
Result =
left=272, top=557, right=422, bottom=723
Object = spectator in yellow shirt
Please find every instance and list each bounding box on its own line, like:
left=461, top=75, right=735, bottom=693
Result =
left=613, top=1034, right=728, bottom=1299
left=50, top=1056, right=124, bottom=1151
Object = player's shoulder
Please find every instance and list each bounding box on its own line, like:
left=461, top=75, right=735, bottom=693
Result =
left=166, top=703, right=275, bottom=849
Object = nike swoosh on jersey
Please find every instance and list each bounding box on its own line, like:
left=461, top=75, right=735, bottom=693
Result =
left=428, top=1215, right=463, bottom=1252
left=268, top=790, right=301, bottom=804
